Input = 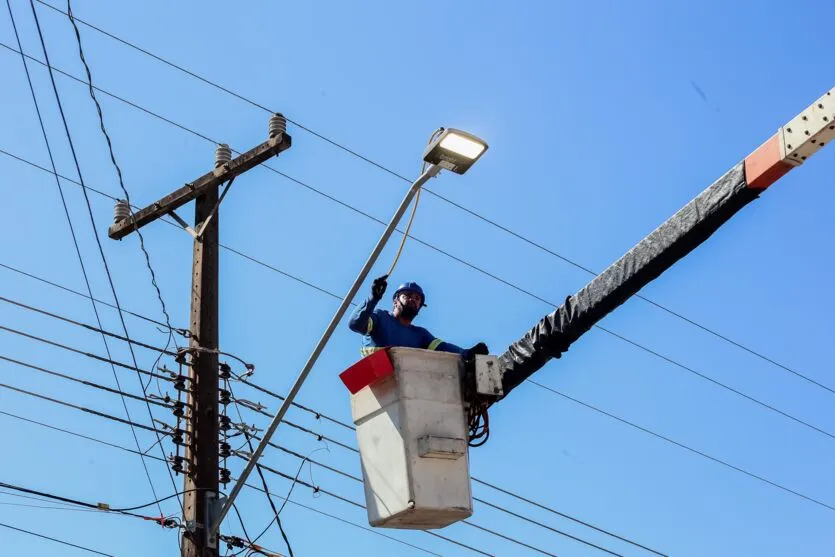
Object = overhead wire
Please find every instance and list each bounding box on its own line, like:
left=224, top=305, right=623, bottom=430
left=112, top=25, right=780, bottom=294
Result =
left=0, top=43, right=827, bottom=443
left=0, top=198, right=831, bottom=519
left=228, top=383, right=294, bottom=557
left=238, top=457, right=507, bottom=557
left=0, top=521, right=115, bottom=556
left=0, top=408, right=443, bottom=557
left=0, top=409, right=167, bottom=463
left=0, top=354, right=171, bottom=409
left=0, top=323, right=175, bottom=383
left=0, top=295, right=176, bottom=355
left=5, top=0, right=163, bottom=516
left=27, top=0, right=185, bottom=524
left=227, top=422, right=630, bottom=557
left=0, top=42, right=824, bottom=547
left=528, top=379, right=835, bottom=512
left=231, top=381, right=835, bottom=514
left=65, top=0, right=181, bottom=394
left=0, top=258, right=187, bottom=334
left=30, top=0, right=828, bottom=396
left=0, top=381, right=171, bottom=436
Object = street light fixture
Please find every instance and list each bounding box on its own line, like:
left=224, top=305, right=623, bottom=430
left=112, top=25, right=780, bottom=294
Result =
left=423, top=128, right=488, bottom=175
left=212, top=126, right=488, bottom=538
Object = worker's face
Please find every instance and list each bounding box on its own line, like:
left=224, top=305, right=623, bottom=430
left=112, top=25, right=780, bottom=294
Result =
left=394, top=292, right=422, bottom=319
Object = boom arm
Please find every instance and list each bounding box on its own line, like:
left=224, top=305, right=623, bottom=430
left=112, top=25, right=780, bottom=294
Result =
left=497, top=86, right=835, bottom=398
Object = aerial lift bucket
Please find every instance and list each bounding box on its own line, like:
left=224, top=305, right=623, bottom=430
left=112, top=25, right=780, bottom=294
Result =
left=339, top=348, right=503, bottom=530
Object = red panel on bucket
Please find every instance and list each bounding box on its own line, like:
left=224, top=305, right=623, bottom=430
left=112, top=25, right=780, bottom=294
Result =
left=339, top=349, right=394, bottom=394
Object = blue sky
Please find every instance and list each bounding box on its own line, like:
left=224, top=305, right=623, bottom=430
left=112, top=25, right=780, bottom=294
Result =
left=1, top=1, right=833, bottom=555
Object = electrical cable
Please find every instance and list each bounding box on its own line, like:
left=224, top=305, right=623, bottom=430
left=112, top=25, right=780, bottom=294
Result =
left=0, top=381, right=170, bottom=436
left=0, top=354, right=171, bottom=409
left=1, top=402, right=631, bottom=557
left=0, top=323, right=174, bottom=382
left=5, top=0, right=164, bottom=517
left=29, top=0, right=825, bottom=396
left=0, top=521, right=115, bottom=556
left=236, top=457, right=497, bottom=557
left=65, top=0, right=180, bottom=387
left=0, top=480, right=187, bottom=527
left=239, top=455, right=575, bottom=557
left=528, top=379, right=835, bottom=512
left=472, top=477, right=665, bottom=557
left=233, top=438, right=628, bottom=557
left=0, top=295, right=176, bottom=355
left=233, top=387, right=835, bottom=518
left=0, top=258, right=186, bottom=334
left=0, top=43, right=825, bottom=440
left=241, top=482, right=442, bottom=557
left=0, top=409, right=168, bottom=463
left=0, top=59, right=826, bottom=539
left=233, top=372, right=835, bottom=514
left=28, top=0, right=184, bottom=524
left=228, top=385, right=294, bottom=557
left=383, top=128, right=443, bottom=277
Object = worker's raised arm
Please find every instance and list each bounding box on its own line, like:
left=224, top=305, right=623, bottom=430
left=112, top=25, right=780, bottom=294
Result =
left=348, top=275, right=387, bottom=334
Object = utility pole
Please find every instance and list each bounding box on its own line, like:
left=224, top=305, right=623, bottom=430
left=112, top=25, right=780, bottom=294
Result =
left=108, top=115, right=291, bottom=557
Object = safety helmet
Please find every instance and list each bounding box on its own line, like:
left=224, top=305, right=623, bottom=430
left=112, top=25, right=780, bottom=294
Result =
left=393, top=282, right=426, bottom=307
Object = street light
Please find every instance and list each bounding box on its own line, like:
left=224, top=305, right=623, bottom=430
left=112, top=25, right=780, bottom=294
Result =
left=211, top=127, right=488, bottom=538
left=423, top=128, right=488, bottom=174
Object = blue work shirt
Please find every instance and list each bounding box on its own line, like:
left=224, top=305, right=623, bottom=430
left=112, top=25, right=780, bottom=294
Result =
left=348, top=295, right=465, bottom=357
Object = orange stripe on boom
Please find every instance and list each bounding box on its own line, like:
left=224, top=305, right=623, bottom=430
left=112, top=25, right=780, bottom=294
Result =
left=744, top=134, right=793, bottom=190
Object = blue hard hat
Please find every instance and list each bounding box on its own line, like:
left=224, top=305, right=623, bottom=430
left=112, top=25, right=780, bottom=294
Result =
left=393, top=282, right=426, bottom=306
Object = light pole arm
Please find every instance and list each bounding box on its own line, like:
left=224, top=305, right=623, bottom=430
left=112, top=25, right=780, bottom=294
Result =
left=211, top=163, right=442, bottom=536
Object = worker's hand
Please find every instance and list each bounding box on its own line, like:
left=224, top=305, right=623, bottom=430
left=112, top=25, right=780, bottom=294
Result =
left=371, top=275, right=388, bottom=300
left=464, top=342, right=489, bottom=359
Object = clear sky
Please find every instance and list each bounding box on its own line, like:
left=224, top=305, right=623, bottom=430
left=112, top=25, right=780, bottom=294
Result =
left=1, top=1, right=833, bottom=556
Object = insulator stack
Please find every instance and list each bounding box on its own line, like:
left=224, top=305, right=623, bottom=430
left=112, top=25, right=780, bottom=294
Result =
left=219, top=468, right=231, bottom=484
left=214, top=143, right=232, bottom=168
left=113, top=199, right=131, bottom=223
left=172, top=429, right=184, bottom=446
left=269, top=113, right=287, bottom=139
left=174, top=376, right=188, bottom=392
left=219, top=415, right=231, bottom=431
left=219, top=363, right=232, bottom=379
left=219, top=389, right=231, bottom=405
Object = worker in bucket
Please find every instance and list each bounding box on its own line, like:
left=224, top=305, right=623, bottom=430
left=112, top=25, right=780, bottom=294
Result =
left=348, top=275, right=489, bottom=359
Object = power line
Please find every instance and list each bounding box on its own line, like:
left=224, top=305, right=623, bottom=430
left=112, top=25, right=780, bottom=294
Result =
left=227, top=383, right=294, bottom=557
left=0, top=258, right=185, bottom=334
left=0, top=381, right=170, bottom=436
left=229, top=394, right=649, bottom=555
left=0, top=200, right=829, bottom=522
left=0, top=75, right=827, bottom=532
left=232, top=381, right=835, bottom=515
left=65, top=0, right=181, bottom=392
left=31, top=0, right=826, bottom=396
left=1, top=99, right=828, bottom=444
left=239, top=458, right=496, bottom=557
left=528, top=379, right=835, bottom=512
left=0, top=354, right=171, bottom=409
left=471, top=477, right=664, bottom=557
left=0, top=521, right=115, bottom=556
left=27, top=0, right=183, bottom=521
left=0, top=323, right=174, bottom=383
left=0, top=409, right=167, bottom=463
left=0, top=44, right=826, bottom=440
left=234, top=433, right=628, bottom=557
left=0, top=295, right=176, bottom=355
left=0, top=408, right=443, bottom=557
left=6, top=0, right=163, bottom=516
